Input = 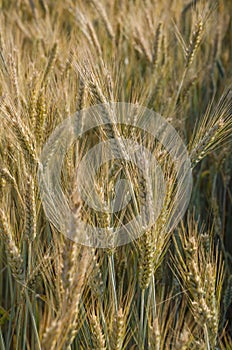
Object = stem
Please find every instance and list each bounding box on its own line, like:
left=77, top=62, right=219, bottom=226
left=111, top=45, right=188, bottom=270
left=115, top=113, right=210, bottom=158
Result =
left=143, top=283, right=152, bottom=346
left=22, top=241, right=30, bottom=350
left=0, top=327, right=6, bottom=350
left=168, top=67, right=188, bottom=117
left=222, top=185, right=227, bottom=236
left=16, top=307, right=23, bottom=349
left=142, top=277, right=156, bottom=347
left=204, top=324, right=210, bottom=350
left=140, top=289, right=145, bottom=349
left=6, top=270, right=15, bottom=348
left=175, top=68, right=187, bottom=107
left=152, top=274, right=156, bottom=320
left=25, top=290, right=41, bottom=350
left=100, top=303, right=111, bottom=350
left=22, top=301, right=28, bottom=350
left=108, top=254, right=118, bottom=313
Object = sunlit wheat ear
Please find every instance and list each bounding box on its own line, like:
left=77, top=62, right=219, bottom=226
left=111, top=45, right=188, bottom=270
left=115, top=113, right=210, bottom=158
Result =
left=35, top=88, right=47, bottom=147
left=138, top=229, right=154, bottom=290
left=63, top=320, right=79, bottom=350
left=189, top=86, right=232, bottom=165
left=185, top=19, right=203, bottom=68
left=86, top=20, right=102, bottom=57
left=26, top=251, right=50, bottom=292
left=88, top=252, right=104, bottom=298
left=29, top=72, right=40, bottom=128
left=110, top=308, right=125, bottom=350
left=0, top=167, right=22, bottom=203
left=0, top=209, right=24, bottom=282
left=148, top=318, right=161, bottom=350
left=152, top=21, right=163, bottom=69
left=25, top=174, right=36, bottom=241
left=42, top=42, right=57, bottom=85
left=90, top=314, right=107, bottom=350
left=173, top=217, right=223, bottom=348
left=75, top=61, right=106, bottom=104
left=174, top=329, right=192, bottom=350
left=89, top=0, right=114, bottom=39
left=179, top=74, right=198, bottom=104
left=76, top=76, right=85, bottom=112
left=42, top=320, right=62, bottom=350
left=66, top=246, right=93, bottom=309
left=143, top=2, right=153, bottom=33
left=60, top=239, right=78, bottom=291
left=133, top=27, right=152, bottom=63
left=8, top=53, right=20, bottom=106
left=3, top=104, right=38, bottom=166
left=42, top=246, right=93, bottom=350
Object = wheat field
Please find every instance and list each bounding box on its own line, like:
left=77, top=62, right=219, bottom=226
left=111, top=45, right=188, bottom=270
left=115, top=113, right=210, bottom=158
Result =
left=0, top=0, right=232, bottom=349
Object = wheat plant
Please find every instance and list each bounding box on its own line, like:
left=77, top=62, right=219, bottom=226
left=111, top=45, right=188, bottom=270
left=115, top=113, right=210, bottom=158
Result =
left=0, top=0, right=231, bottom=349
